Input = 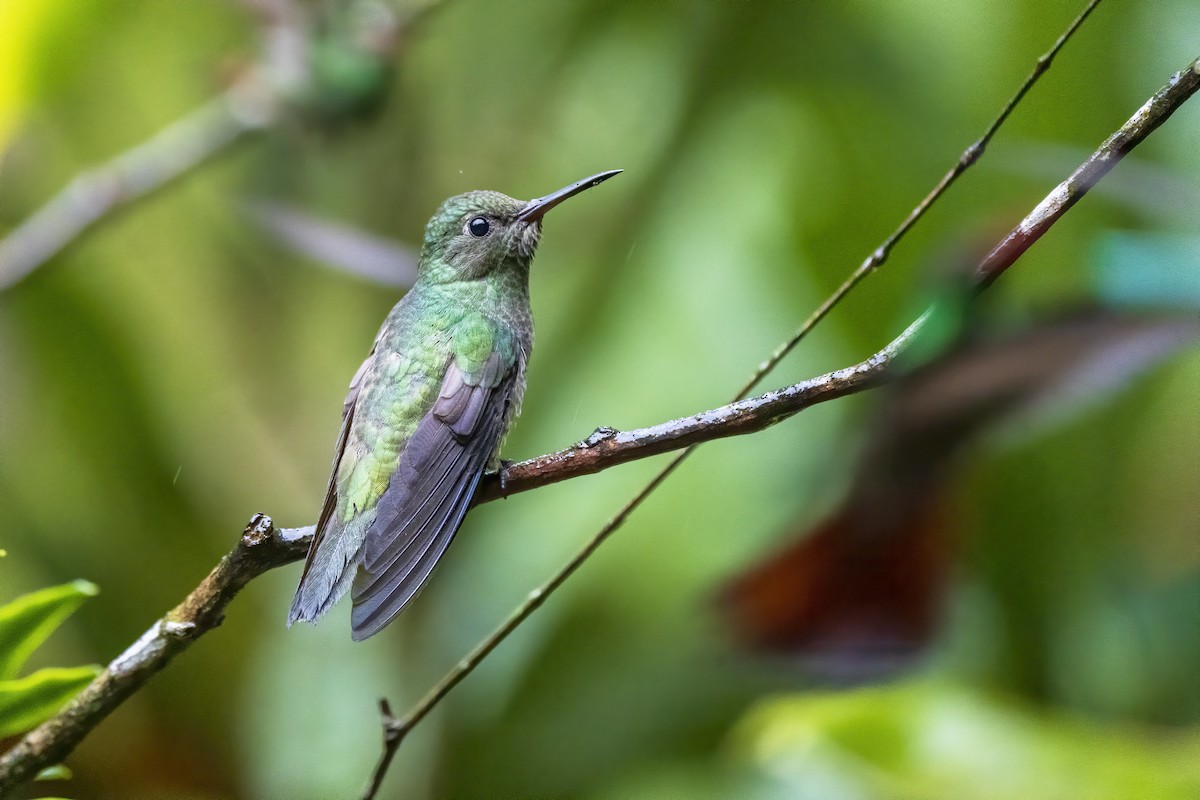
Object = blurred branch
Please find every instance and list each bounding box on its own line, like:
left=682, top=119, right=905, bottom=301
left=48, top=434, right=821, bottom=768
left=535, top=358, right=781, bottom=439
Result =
left=0, top=84, right=273, bottom=289
left=248, top=200, right=418, bottom=287
left=1, top=42, right=1196, bottom=800
left=972, top=59, right=1200, bottom=289
left=0, top=0, right=436, bottom=291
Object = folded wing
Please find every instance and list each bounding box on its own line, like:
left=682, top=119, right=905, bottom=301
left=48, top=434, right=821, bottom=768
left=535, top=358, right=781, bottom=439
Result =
left=350, top=348, right=516, bottom=640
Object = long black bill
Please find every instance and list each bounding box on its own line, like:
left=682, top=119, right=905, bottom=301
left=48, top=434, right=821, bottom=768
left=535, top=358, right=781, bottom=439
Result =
left=517, top=169, right=622, bottom=223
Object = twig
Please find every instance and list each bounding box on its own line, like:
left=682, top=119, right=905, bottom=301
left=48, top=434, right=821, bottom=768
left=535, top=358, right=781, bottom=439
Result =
left=355, top=51, right=1200, bottom=800
left=363, top=700, right=403, bottom=800
left=0, top=329, right=918, bottom=797
left=474, top=336, right=909, bottom=504
left=972, top=59, right=1200, bottom=289
left=730, top=0, right=1105, bottom=402
left=479, top=41, right=1200, bottom=500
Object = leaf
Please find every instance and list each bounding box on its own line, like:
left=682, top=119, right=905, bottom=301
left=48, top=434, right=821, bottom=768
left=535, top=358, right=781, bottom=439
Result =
left=35, top=764, right=72, bottom=781
left=0, top=580, right=98, bottom=679
left=730, top=682, right=1200, bottom=800
left=0, top=665, right=100, bottom=738
left=32, top=763, right=76, bottom=800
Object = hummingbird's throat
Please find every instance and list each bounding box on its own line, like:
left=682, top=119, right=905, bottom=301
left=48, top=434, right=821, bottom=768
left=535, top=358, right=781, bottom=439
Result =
left=513, top=220, right=542, bottom=261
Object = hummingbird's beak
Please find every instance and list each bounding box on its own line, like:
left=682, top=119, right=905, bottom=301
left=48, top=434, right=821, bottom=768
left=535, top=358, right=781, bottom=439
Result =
left=517, top=169, right=622, bottom=223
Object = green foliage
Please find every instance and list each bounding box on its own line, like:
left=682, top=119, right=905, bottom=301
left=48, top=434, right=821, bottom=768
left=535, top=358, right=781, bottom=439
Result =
left=732, top=682, right=1200, bottom=800
left=31, top=765, right=75, bottom=800
left=34, top=765, right=73, bottom=781
left=0, top=579, right=97, bottom=679
left=0, top=666, right=99, bottom=739
left=0, top=579, right=101, bottom=738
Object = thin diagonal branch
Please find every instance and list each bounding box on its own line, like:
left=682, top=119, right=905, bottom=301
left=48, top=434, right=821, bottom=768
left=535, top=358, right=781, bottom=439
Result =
left=972, top=61, right=1200, bottom=289
left=3, top=49, right=1195, bottom=800
left=730, top=0, right=1104, bottom=402
left=363, top=700, right=403, bottom=800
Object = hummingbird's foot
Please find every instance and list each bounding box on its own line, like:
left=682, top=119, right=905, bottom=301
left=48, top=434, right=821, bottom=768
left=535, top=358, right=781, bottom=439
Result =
left=496, top=459, right=516, bottom=495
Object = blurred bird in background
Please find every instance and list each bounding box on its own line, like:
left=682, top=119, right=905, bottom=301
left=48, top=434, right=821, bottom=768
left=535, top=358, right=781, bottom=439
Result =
left=720, top=305, right=1199, bottom=682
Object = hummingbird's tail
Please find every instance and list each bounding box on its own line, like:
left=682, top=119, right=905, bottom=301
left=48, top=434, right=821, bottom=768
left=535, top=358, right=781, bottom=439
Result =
left=287, top=513, right=372, bottom=625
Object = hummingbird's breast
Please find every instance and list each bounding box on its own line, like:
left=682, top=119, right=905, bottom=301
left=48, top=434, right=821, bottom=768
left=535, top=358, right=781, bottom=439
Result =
left=336, top=275, right=534, bottom=516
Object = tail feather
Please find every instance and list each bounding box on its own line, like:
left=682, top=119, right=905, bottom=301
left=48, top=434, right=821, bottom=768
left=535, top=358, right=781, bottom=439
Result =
left=287, top=513, right=373, bottom=625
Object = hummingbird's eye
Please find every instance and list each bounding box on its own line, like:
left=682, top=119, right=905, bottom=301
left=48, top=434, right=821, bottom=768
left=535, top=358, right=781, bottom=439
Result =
left=467, top=216, right=491, bottom=237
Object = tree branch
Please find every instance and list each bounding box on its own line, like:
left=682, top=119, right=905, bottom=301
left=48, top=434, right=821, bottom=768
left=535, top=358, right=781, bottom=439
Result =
left=478, top=46, right=1200, bottom=510
left=974, top=57, right=1200, bottom=289
left=1, top=35, right=1194, bottom=800
left=474, top=327, right=916, bottom=504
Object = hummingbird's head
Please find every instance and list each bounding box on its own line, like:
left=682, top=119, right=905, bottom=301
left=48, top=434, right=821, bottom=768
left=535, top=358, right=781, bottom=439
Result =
left=418, top=191, right=538, bottom=283
left=417, top=170, right=621, bottom=285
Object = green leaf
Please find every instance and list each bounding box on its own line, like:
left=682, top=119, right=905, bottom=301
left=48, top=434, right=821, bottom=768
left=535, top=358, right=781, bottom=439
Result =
left=0, top=665, right=100, bottom=738
left=0, top=580, right=98, bottom=679
left=731, top=682, right=1200, bottom=800
left=35, top=764, right=72, bottom=781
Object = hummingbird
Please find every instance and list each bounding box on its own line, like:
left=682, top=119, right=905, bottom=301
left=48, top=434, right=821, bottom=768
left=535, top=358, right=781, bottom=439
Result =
left=289, top=170, right=621, bottom=640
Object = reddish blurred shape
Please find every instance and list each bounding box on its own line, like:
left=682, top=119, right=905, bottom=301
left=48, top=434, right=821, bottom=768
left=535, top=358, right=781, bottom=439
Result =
left=723, top=493, right=951, bottom=682
left=719, top=311, right=1198, bottom=681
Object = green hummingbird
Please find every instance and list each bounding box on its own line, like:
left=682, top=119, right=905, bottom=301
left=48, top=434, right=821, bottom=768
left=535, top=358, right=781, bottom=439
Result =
left=289, top=170, right=621, bottom=640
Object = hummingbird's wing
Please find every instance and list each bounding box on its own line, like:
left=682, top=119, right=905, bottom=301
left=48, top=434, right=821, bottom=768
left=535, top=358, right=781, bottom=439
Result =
left=349, top=347, right=521, bottom=640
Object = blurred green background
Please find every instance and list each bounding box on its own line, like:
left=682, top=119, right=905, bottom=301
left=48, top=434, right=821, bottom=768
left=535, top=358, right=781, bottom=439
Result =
left=1, top=1, right=1198, bottom=798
